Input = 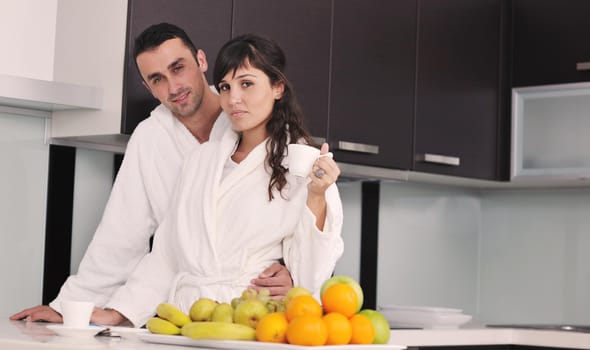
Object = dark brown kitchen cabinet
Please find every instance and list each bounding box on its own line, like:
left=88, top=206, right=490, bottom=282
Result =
left=121, top=0, right=232, bottom=135
left=231, top=0, right=331, bottom=140
left=329, top=0, right=416, bottom=169
left=512, top=0, right=590, bottom=87
left=412, top=0, right=511, bottom=180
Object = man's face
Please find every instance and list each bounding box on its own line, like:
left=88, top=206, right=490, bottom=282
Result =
left=136, top=38, right=207, bottom=119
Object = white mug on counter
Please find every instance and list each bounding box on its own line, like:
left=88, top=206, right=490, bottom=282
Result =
left=60, top=301, right=94, bottom=327
left=287, top=144, right=333, bottom=178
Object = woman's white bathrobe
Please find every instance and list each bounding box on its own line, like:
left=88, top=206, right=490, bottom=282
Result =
left=49, top=104, right=230, bottom=313
left=107, top=128, right=344, bottom=327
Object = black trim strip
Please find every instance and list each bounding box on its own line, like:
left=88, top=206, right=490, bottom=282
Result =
left=360, top=181, right=380, bottom=310
left=42, top=145, right=76, bottom=304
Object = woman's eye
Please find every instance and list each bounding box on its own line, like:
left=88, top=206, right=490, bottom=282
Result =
left=241, top=81, right=253, bottom=88
left=219, top=84, right=229, bottom=92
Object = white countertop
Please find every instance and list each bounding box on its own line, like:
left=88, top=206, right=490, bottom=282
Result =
left=2, top=318, right=590, bottom=349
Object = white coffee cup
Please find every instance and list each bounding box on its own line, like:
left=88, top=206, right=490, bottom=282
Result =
left=60, top=301, right=94, bottom=327
left=287, top=144, right=333, bottom=177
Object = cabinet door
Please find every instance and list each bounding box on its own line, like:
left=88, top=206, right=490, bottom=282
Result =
left=232, top=0, right=331, bottom=140
left=329, top=0, right=416, bottom=169
left=121, top=0, right=232, bottom=134
left=413, top=0, right=508, bottom=180
left=513, top=0, right=590, bottom=87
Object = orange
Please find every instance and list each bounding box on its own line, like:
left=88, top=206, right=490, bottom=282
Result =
left=286, top=315, right=328, bottom=346
left=321, top=283, right=358, bottom=317
left=349, top=313, right=375, bottom=344
left=285, top=295, right=322, bottom=322
left=323, top=312, right=352, bottom=345
left=256, top=312, right=288, bottom=343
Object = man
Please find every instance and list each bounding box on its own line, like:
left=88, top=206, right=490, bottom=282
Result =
left=10, top=23, right=292, bottom=326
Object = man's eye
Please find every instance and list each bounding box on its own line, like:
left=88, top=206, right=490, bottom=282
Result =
left=173, top=65, right=184, bottom=72
left=152, top=77, right=161, bottom=84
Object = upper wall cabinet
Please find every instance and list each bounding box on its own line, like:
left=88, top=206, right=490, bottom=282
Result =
left=413, top=0, right=510, bottom=180
left=512, top=0, right=590, bottom=87
left=122, top=0, right=232, bottom=135
left=232, top=0, right=331, bottom=140
left=329, top=0, right=416, bottom=170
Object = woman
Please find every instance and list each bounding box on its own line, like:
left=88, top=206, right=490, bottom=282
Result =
left=104, top=34, right=344, bottom=327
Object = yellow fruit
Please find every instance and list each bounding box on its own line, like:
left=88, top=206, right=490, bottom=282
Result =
left=146, top=317, right=181, bottom=335
left=323, top=312, right=352, bottom=345
left=321, top=283, right=358, bottom=317
left=285, top=315, right=328, bottom=346
left=181, top=321, right=256, bottom=341
left=349, top=313, right=375, bottom=344
left=156, top=303, right=191, bottom=327
left=256, top=312, right=288, bottom=343
left=285, top=295, right=322, bottom=322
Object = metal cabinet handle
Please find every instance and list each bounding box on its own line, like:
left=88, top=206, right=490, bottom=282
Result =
left=419, top=153, right=460, bottom=166
left=311, top=136, right=326, bottom=145
left=336, top=141, right=379, bottom=154
left=576, top=62, right=590, bottom=71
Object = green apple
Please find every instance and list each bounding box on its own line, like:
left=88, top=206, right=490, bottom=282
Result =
left=320, top=275, right=364, bottom=312
left=189, top=298, right=218, bottom=322
left=233, top=299, right=269, bottom=329
left=358, top=309, right=391, bottom=344
left=211, top=302, right=234, bottom=323
left=283, top=286, right=311, bottom=305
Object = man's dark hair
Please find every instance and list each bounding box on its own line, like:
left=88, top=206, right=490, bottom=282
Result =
left=133, top=22, right=198, bottom=73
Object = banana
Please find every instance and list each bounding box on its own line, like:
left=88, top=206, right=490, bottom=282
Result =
left=146, top=317, right=181, bottom=335
left=181, top=321, right=256, bottom=341
left=156, top=303, right=192, bottom=327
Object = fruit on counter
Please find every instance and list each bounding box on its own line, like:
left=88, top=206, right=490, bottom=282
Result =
left=156, top=303, right=191, bottom=327
left=146, top=317, right=181, bottom=335
left=233, top=299, right=269, bottom=328
left=284, top=294, right=322, bottom=322
left=189, top=298, right=218, bottom=321
left=211, top=302, right=234, bottom=323
left=181, top=321, right=256, bottom=341
left=321, top=282, right=358, bottom=317
left=323, top=312, right=352, bottom=345
left=283, top=286, right=311, bottom=305
left=320, top=275, right=364, bottom=313
left=255, top=312, right=288, bottom=343
left=358, top=309, right=391, bottom=344
left=285, top=315, right=328, bottom=346
left=349, top=313, right=375, bottom=344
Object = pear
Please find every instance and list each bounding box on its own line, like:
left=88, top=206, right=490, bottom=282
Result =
left=189, top=298, right=219, bottom=322
left=233, top=299, right=269, bottom=329
left=211, top=303, right=234, bottom=323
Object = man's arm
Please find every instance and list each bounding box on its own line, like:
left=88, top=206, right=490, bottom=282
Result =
left=9, top=305, right=62, bottom=323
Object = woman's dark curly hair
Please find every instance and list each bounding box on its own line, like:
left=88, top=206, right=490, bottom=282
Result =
left=213, top=34, right=316, bottom=200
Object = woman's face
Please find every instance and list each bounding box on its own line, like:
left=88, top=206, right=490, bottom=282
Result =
left=218, top=63, right=284, bottom=138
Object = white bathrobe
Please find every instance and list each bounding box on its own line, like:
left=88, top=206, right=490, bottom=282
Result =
left=107, top=127, right=344, bottom=327
left=49, top=104, right=230, bottom=313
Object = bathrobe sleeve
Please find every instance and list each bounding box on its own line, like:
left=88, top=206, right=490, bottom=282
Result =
left=282, top=183, right=344, bottom=296
left=48, top=129, right=153, bottom=313
left=105, top=211, right=178, bottom=327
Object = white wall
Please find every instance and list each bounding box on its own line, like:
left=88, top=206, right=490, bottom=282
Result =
left=51, top=0, right=128, bottom=137
left=479, top=189, right=590, bottom=324
left=70, top=150, right=113, bottom=273
left=0, top=0, right=57, bottom=315
left=0, top=0, right=57, bottom=80
left=0, top=113, right=49, bottom=315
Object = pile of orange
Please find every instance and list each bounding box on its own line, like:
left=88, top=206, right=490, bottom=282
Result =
left=255, top=283, right=375, bottom=346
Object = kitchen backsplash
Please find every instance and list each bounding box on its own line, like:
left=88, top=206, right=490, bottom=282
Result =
left=1, top=126, right=590, bottom=325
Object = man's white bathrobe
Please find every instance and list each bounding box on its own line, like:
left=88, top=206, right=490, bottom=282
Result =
left=49, top=104, right=230, bottom=313
left=107, top=127, right=344, bottom=327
